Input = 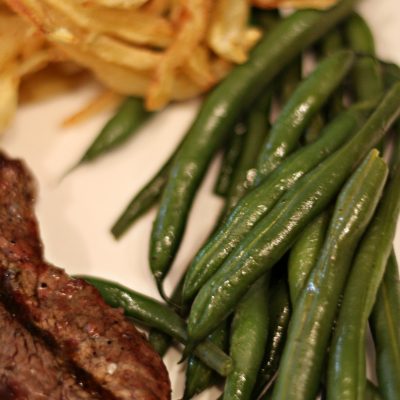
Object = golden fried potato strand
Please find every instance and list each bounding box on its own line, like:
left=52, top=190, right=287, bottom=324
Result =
left=3, top=0, right=268, bottom=118
left=0, top=63, right=19, bottom=132
left=208, top=0, right=262, bottom=64
left=19, top=64, right=89, bottom=104
left=86, top=0, right=149, bottom=8
left=251, top=0, right=338, bottom=9
left=0, top=5, right=61, bottom=132
left=62, top=89, right=122, bottom=127
left=58, top=42, right=204, bottom=101
left=146, top=0, right=211, bottom=110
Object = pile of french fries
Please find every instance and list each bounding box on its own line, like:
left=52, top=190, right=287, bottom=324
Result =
left=0, top=0, right=338, bottom=132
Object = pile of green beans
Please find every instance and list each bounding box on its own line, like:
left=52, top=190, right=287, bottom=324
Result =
left=149, top=0, right=358, bottom=293
left=327, top=127, right=400, bottom=400
left=186, top=86, right=400, bottom=345
left=273, top=149, right=388, bottom=399
left=70, top=2, right=400, bottom=398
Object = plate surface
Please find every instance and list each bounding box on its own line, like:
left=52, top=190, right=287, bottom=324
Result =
left=2, top=0, right=400, bottom=398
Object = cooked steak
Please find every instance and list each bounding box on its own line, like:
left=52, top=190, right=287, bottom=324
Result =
left=0, top=153, right=171, bottom=400
left=0, top=302, right=103, bottom=400
left=0, top=155, right=42, bottom=263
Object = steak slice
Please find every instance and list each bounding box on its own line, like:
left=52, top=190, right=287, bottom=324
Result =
left=0, top=153, right=171, bottom=400
left=0, top=302, right=103, bottom=400
left=0, top=155, right=42, bottom=263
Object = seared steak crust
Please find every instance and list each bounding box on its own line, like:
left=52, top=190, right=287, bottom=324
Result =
left=0, top=155, right=42, bottom=263
left=0, top=153, right=171, bottom=400
left=0, top=302, right=102, bottom=400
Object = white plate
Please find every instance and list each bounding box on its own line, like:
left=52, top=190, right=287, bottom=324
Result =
left=2, top=1, right=400, bottom=398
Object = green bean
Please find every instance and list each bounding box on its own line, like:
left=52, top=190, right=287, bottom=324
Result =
left=148, top=329, right=171, bottom=356
left=251, top=351, right=380, bottom=400
left=303, top=112, right=325, bottom=144
left=304, top=30, right=344, bottom=144
left=288, top=212, right=330, bottom=304
left=278, top=57, right=303, bottom=105
left=186, top=84, right=400, bottom=346
left=346, top=13, right=376, bottom=53
left=111, top=154, right=172, bottom=239
left=147, top=275, right=186, bottom=356
left=320, top=29, right=346, bottom=117
left=320, top=381, right=383, bottom=400
left=259, top=385, right=275, bottom=400
left=184, top=356, right=214, bottom=400
left=256, top=49, right=354, bottom=180
left=321, top=29, right=344, bottom=56
left=223, top=274, right=270, bottom=400
left=223, top=91, right=272, bottom=214
left=251, top=9, right=280, bottom=30
left=370, top=125, right=400, bottom=400
left=272, top=150, right=388, bottom=400
left=253, top=275, right=291, bottom=397
left=77, top=275, right=232, bottom=376
left=345, top=13, right=383, bottom=101
left=327, top=130, right=400, bottom=400
left=182, top=104, right=369, bottom=302
left=366, top=382, right=384, bottom=400
left=383, top=62, right=400, bottom=88
left=149, top=0, right=359, bottom=290
left=214, top=123, right=247, bottom=197
left=110, top=120, right=194, bottom=240
left=184, top=322, right=228, bottom=400
left=76, top=97, right=152, bottom=166
left=371, top=252, right=400, bottom=400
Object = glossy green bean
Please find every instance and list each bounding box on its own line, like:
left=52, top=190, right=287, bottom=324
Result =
left=255, top=375, right=381, bottom=399
left=150, top=0, right=359, bottom=289
left=371, top=252, right=400, bottom=400
left=288, top=212, right=330, bottom=304
left=304, top=112, right=325, bottom=144
left=186, top=84, right=400, bottom=345
left=321, top=29, right=346, bottom=117
left=321, top=381, right=383, bottom=400
left=182, top=104, right=369, bottom=302
left=76, top=97, right=152, bottom=165
left=278, top=57, right=303, bottom=105
left=111, top=155, right=171, bottom=239
left=184, top=322, right=228, bottom=400
left=383, top=62, right=400, bottom=88
left=147, top=275, right=186, bottom=356
left=345, top=13, right=375, bottom=53
left=223, top=274, right=270, bottom=400
left=251, top=9, right=280, bottom=30
left=345, top=13, right=383, bottom=101
left=272, top=150, right=388, bottom=400
left=148, top=329, right=171, bottom=356
left=366, top=382, right=384, bottom=400
left=223, top=92, right=272, bottom=214
left=110, top=120, right=193, bottom=240
left=253, top=275, right=291, bottom=397
left=256, top=49, right=354, bottom=180
left=327, top=132, right=400, bottom=400
left=321, top=29, right=344, bottom=56
left=304, top=30, right=344, bottom=145
left=214, top=123, right=247, bottom=197
left=259, top=385, right=275, bottom=400
left=78, top=275, right=232, bottom=376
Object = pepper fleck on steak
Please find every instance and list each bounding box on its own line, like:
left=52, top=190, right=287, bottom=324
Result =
left=0, top=153, right=171, bottom=400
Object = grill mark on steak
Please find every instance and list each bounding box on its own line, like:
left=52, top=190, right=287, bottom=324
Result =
left=0, top=153, right=171, bottom=400
left=0, top=302, right=103, bottom=400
